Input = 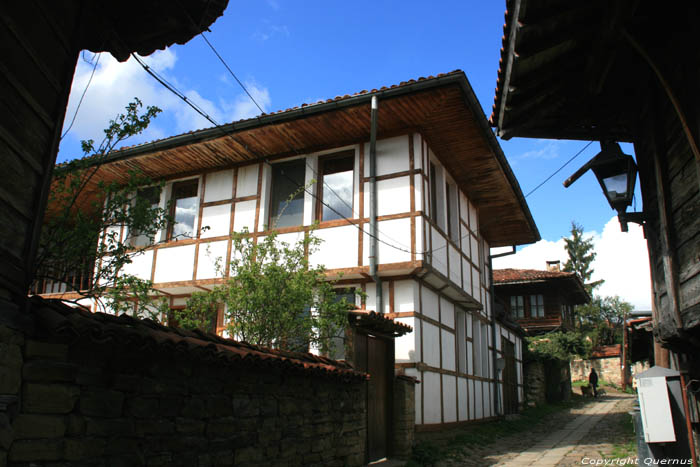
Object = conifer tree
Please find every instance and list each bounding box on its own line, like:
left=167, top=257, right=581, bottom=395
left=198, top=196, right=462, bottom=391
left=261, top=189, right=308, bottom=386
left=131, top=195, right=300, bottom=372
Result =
left=562, top=221, right=603, bottom=293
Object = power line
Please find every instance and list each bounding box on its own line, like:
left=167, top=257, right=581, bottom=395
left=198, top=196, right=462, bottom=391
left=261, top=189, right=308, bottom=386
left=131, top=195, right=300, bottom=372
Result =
left=61, top=52, right=101, bottom=140
left=524, top=141, right=594, bottom=198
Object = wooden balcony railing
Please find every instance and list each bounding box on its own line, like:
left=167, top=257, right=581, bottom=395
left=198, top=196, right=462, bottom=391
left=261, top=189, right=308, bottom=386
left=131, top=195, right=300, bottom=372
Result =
left=29, top=258, right=94, bottom=296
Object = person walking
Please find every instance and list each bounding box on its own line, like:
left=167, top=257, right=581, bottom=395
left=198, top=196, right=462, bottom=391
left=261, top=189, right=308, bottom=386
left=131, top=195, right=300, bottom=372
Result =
left=589, top=368, right=599, bottom=398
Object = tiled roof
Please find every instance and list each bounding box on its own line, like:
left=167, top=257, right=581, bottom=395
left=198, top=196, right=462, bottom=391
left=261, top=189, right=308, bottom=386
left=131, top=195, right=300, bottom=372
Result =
left=349, top=310, right=413, bottom=337
left=59, top=71, right=464, bottom=167
left=30, top=297, right=366, bottom=382
left=493, top=268, right=578, bottom=283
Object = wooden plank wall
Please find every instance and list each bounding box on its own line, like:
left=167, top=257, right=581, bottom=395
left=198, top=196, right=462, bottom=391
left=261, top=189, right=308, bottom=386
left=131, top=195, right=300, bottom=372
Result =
left=0, top=2, right=80, bottom=305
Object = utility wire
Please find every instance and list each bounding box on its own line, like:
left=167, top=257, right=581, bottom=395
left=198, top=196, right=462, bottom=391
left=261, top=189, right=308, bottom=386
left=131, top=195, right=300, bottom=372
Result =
left=524, top=141, right=594, bottom=198
left=61, top=52, right=101, bottom=140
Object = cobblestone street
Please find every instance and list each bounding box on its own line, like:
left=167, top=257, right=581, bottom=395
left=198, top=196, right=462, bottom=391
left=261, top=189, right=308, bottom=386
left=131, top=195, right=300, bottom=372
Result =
left=437, top=391, right=636, bottom=466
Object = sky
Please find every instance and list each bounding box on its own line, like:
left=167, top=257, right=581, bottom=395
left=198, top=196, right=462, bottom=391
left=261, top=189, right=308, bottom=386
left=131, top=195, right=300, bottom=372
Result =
left=55, top=1, right=651, bottom=309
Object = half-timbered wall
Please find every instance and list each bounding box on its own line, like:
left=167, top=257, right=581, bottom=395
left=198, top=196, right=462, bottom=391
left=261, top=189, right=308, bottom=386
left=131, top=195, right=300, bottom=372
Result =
left=42, top=132, right=524, bottom=425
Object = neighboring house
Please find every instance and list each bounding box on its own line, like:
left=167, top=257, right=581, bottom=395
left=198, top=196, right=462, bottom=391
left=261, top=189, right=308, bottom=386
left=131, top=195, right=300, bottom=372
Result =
left=36, top=71, right=540, bottom=428
left=493, top=262, right=590, bottom=334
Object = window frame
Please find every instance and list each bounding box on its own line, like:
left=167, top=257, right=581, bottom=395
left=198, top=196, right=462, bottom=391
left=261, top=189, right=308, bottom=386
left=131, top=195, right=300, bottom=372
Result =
left=315, top=150, right=355, bottom=223
left=166, top=178, right=199, bottom=242
left=510, top=295, right=525, bottom=318
left=129, top=185, right=162, bottom=248
left=267, top=158, right=307, bottom=229
left=530, top=294, right=545, bottom=318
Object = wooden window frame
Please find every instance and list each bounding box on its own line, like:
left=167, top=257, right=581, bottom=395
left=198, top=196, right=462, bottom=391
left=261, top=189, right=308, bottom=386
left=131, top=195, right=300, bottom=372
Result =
left=530, top=294, right=544, bottom=318
left=267, top=158, right=307, bottom=229
left=166, top=179, right=199, bottom=242
left=315, top=150, right=355, bottom=222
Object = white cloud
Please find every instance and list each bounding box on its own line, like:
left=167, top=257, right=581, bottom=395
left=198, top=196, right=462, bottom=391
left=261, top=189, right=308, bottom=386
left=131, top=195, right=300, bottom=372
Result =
left=59, top=50, right=270, bottom=159
left=492, top=216, right=652, bottom=310
left=518, top=140, right=563, bottom=160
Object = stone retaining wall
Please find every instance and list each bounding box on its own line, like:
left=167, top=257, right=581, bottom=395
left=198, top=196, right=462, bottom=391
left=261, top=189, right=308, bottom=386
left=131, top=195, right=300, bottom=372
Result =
left=0, top=322, right=366, bottom=466
left=571, top=357, right=622, bottom=387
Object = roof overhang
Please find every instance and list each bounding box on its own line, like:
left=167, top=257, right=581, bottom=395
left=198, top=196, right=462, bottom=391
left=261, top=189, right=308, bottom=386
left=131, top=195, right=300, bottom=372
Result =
left=58, top=71, right=540, bottom=246
left=490, top=1, right=694, bottom=141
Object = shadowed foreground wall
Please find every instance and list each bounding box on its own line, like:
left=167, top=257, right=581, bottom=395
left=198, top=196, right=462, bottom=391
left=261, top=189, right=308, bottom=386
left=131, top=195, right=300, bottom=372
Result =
left=0, top=301, right=366, bottom=467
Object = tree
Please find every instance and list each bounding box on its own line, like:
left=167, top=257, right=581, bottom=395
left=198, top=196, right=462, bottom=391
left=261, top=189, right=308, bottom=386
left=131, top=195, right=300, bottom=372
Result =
left=578, top=295, right=632, bottom=346
left=562, top=221, right=603, bottom=293
left=35, top=99, right=171, bottom=317
left=177, top=229, right=357, bottom=353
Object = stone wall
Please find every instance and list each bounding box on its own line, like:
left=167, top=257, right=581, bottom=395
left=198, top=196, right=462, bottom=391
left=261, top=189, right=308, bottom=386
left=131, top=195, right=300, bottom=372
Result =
left=0, top=316, right=367, bottom=467
left=524, top=359, right=571, bottom=406
left=571, top=357, right=622, bottom=387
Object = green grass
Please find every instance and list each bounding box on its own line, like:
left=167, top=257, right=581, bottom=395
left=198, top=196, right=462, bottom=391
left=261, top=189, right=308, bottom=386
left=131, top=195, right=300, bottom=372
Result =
left=408, top=395, right=585, bottom=466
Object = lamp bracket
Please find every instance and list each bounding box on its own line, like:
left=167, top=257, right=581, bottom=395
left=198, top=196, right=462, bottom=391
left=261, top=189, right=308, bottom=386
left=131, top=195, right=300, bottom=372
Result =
left=618, top=211, right=646, bottom=233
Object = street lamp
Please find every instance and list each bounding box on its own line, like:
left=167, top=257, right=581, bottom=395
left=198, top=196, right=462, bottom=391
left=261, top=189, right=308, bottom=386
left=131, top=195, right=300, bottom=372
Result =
left=564, top=141, right=645, bottom=232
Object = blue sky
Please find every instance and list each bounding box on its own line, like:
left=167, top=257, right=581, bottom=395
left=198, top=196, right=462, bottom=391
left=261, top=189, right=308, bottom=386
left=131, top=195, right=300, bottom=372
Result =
left=56, top=1, right=650, bottom=307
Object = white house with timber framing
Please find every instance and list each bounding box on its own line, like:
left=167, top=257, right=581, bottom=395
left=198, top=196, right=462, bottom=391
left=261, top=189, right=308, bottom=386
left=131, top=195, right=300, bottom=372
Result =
left=38, top=71, right=540, bottom=429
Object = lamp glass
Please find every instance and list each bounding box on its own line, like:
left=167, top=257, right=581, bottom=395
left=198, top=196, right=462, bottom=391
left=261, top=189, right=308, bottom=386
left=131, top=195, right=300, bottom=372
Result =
left=602, top=173, right=629, bottom=202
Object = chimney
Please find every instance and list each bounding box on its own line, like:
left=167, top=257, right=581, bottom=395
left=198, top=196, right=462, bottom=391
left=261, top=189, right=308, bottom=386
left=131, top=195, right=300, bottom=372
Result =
left=546, top=260, right=561, bottom=272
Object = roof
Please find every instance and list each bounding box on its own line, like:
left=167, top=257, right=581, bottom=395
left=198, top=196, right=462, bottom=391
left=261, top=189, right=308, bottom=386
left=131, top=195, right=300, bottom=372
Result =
left=493, top=268, right=590, bottom=304
left=80, top=0, right=229, bottom=62
left=490, top=1, right=696, bottom=141
left=30, top=297, right=366, bottom=382
left=591, top=344, right=621, bottom=359
left=349, top=310, right=413, bottom=337
left=59, top=71, right=539, bottom=247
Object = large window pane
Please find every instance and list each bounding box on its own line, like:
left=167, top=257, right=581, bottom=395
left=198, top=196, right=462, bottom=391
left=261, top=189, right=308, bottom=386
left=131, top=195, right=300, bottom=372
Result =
left=130, top=186, right=162, bottom=247
left=320, top=154, right=354, bottom=221
left=170, top=180, right=198, bottom=240
left=269, top=159, right=305, bottom=228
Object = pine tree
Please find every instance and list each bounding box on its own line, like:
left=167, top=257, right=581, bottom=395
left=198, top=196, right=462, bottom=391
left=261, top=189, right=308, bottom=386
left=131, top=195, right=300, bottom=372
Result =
left=562, top=221, right=604, bottom=293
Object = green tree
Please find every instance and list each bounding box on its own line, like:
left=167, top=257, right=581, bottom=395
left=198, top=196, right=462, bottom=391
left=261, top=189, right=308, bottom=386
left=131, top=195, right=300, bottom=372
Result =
left=177, top=229, right=357, bottom=353
left=578, top=295, right=632, bottom=346
left=562, top=221, right=604, bottom=293
left=35, top=99, right=170, bottom=318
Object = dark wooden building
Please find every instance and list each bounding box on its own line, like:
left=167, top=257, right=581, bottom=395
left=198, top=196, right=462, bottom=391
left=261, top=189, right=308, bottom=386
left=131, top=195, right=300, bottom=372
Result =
left=493, top=266, right=589, bottom=334
left=491, top=0, right=700, bottom=452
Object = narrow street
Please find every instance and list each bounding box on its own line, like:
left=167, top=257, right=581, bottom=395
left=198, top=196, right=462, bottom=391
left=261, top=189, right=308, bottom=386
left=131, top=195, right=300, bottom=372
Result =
left=438, top=391, right=636, bottom=466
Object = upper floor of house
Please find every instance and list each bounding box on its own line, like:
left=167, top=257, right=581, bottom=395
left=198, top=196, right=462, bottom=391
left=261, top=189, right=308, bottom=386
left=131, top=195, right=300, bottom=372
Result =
left=34, top=72, right=539, bottom=313
left=493, top=262, right=589, bottom=334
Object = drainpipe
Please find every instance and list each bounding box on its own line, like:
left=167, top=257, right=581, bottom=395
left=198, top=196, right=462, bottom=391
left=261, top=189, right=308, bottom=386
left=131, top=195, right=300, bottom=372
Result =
left=369, top=96, right=383, bottom=313
left=489, top=245, right=517, bottom=416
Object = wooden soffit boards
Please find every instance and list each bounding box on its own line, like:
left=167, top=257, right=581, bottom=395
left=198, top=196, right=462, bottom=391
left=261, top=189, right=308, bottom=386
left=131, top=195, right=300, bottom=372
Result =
left=58, top=72, right=539, bottom=246
left=490, top=0, right=693, bottom=142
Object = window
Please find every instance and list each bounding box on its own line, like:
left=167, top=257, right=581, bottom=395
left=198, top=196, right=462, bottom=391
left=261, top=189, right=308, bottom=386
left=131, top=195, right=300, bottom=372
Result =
left=318, top=152, right=354, bottom=221
left=429, top=162, right=439, bottom=223
left=510, top=295, right=525, bottom=318
left=269, top=159, right=306, bottom=228
left=446, top=182, right=460, bottom=243
left=530, top=294, right=544, bottom=318
left=130, top=186, right=161, bottom=247
left=168, top=179, right=198, bottom=240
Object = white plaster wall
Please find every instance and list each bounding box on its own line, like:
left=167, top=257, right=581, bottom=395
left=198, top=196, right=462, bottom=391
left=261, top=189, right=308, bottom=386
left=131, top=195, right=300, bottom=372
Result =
left=474, top=380, right=482, bottom=419
left=412, top=133, right=422, bottom=170
left=364, top=282, right=390, bottom=313
left=201, top=204, right=231, bottom=238
left=154, top=245, right=196, bottom=283
left=472, top=266, right=480, bottom=301
left=310, top=225, right=358, bottom=270
left=441, top=330, right=455, bottom=371
left=395, top=316, right=417, bottom=362
left=458, top=377, right=468, bottom=421
left=275, top=231, right=305, bottom=249
left=448, top=244, right=460, bottom=285
left=470, top=235, right=479, bottom=266
left=423, top=371, right=441, bottom=424
left=233, top=200, right=257, bottom=232
left=459, top=191, right=469, bottom=225
left=422, top=322, right=440, bottom=368
left=431, top=226, right=448, bottom=277
left=469, top=201, right=478, bottom=233
left=415, top=215, right=424, bottom=261
left=204, top=170, right=233, bottom=203
left=236, top=164, right=259, bottom=198
left=442, top=374, right=457, bottom=423
left=364, top=135, right=409, bottom=177
left=373, top=217, right=412, bottom=265
left=469, top=379, right=481, bottom=420
left=376, top=176, right=411, bottom=216
left=440, top=297, right=454, bottom=329
left=421, top=286, right=439, bottom=321
left=467, top=341, right=473, bottom=375
left=196, top=241, right=228, bottom=280
left=460, top=224, right=470, bottom=257
left=462, top=258, right=472, bottom=297
left=394, top=280, right=415, bottom=313
left=120, top=250, right=153, bottom=280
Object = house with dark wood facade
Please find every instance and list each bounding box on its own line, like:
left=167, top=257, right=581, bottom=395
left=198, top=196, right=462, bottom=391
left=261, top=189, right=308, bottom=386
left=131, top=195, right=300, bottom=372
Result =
left=493, top=264, right=589, bottom=334
left=491, top=0, right=700, bottom=452
left=34, top=71, right=540, bottom=430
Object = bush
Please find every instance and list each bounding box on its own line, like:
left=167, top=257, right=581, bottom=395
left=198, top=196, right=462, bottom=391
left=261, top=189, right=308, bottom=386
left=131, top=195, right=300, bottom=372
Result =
left=525, top=331, right=592, bottom=362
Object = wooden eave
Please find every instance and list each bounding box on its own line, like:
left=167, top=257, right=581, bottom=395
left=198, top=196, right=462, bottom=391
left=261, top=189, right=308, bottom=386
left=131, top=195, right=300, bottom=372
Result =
left=490, top=0, right=691, bottom=141
left=57, top=72, right=540, bottom=247
left=494, top=275, right=589, bottom=305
